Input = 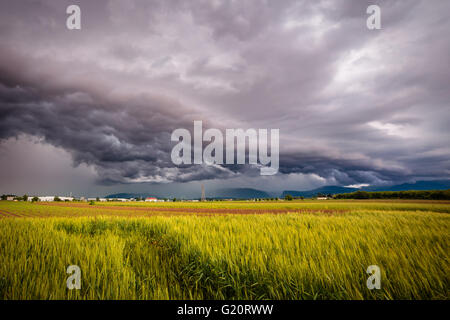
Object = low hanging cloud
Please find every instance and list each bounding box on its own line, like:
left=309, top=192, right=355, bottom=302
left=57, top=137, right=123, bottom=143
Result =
left=0, top=0, right=449, bottom=190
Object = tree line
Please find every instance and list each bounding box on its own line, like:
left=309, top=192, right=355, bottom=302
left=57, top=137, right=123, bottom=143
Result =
left=333, top=189, right=450, bottom=200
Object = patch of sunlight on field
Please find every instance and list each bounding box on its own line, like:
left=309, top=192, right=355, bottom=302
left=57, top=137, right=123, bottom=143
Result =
left=0, top=200, right=448, bottom=300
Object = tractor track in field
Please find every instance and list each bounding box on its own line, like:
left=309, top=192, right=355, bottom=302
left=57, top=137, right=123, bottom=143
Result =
left=0, top=209, right=22, bottom=218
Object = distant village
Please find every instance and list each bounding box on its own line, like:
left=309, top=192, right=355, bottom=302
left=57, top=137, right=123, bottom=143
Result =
left=0, top=194, right=329, bottom=202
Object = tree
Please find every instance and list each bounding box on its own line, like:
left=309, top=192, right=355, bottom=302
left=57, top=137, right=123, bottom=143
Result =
left=32, top=196, right=39, bottom=202
left=23, top=195, right=28, bottom=202
left=54, top=196, right=61, bottom=202
left=284, top=194, right=293, bottom=201
left=96, top=197, right=100, bottom=201
left=1, top=195, right=6, bottom=201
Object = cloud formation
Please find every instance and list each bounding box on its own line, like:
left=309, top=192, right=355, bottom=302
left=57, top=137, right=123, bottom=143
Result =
left=0, top=0, right=449, bottom=191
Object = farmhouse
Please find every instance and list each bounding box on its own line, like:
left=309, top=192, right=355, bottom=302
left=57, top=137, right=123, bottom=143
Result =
left=6, top=196, right=15, bottom=201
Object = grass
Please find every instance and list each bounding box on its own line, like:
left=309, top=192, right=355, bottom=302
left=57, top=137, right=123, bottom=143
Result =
left=0, top=200, right=448, bottom=299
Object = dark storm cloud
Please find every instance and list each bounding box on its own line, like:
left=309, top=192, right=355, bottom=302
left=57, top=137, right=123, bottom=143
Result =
left=0, top=53, right=216, bottom=183
left=0, top=0, right=449, bottom=188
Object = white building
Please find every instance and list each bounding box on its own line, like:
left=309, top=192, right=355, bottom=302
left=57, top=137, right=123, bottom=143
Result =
left=59, top=197, right=74, bottom=201
left=145, top=197, right=158, bottom=202
left=32, top=196, right=74, bottom=202
left=38, top=196, right=55, bottom=202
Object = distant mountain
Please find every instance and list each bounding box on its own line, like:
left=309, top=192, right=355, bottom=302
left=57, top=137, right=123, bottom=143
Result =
left=281, top=186, right=358, bottom=198
left=367, top=180, right=450, bottom=192
left=281, top=180, right=450, bottom=198
left=105, top=189, right=271, bottom=200
left=210, top=188, right=271, bottom=199
left=105, top=180, right=450, bottom=200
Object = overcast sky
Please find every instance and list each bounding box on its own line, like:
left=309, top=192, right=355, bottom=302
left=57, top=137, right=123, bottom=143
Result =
left=0, top=0, right=449, bottom=197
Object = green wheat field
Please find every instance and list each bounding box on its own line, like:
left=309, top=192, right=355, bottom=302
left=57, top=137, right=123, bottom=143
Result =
left=0, top=200, right=448, bottom=300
